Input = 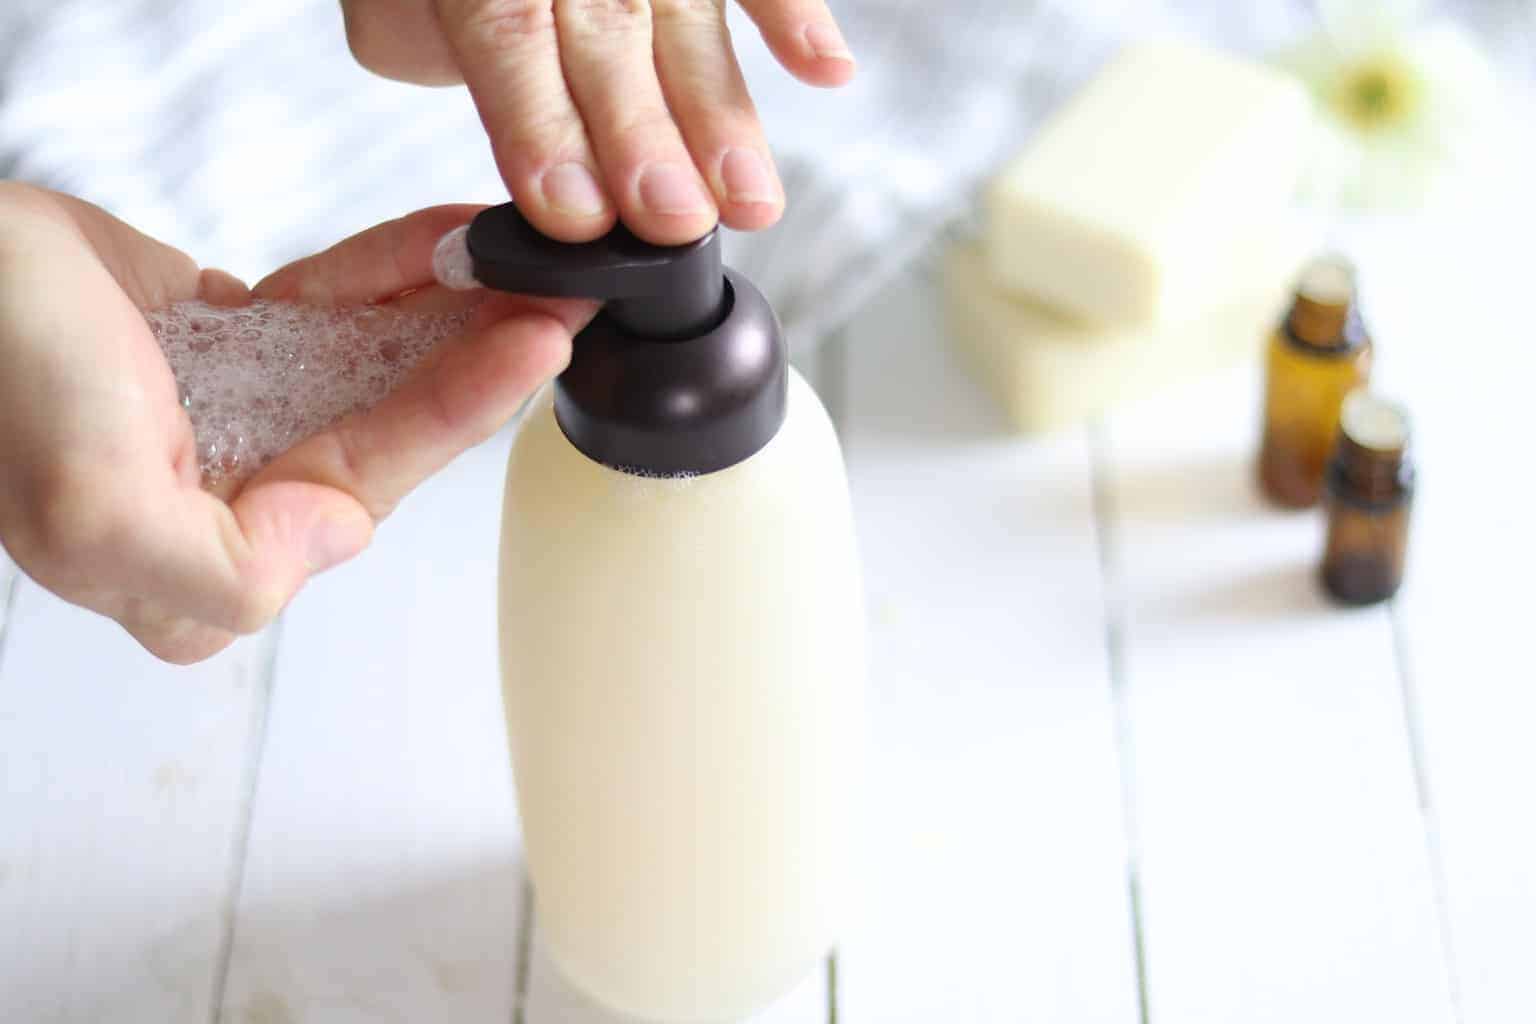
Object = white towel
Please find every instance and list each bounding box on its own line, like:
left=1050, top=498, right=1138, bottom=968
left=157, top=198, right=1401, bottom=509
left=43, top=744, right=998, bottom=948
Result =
left=0, top=0, right=1123, bottom=351
left=11, top=0, right=1518, bottom=349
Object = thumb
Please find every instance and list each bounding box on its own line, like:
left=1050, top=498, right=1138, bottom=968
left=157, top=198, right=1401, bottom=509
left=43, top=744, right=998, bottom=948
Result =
left=90, top=477, right=375, bottom=640
left=222, top=481, right=375, bottom=625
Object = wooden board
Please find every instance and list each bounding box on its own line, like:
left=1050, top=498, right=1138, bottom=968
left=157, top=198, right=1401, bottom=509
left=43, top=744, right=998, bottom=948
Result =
left=1353, top=186, right=1536, bottom=1024
left=1100, top=365, right=1454, bottom=1024
left=0, top=581, right=273, bottom=1024
left=835, top=270, right=1144, bottom=1023
left=216, top=437, right=527, bottom=1024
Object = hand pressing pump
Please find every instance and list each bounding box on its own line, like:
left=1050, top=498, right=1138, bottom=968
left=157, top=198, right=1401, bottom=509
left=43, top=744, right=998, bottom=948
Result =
left=468, top=204, right=866, bottom=1022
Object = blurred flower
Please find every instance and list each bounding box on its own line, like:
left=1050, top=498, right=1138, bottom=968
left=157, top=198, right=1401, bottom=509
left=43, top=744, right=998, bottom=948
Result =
left=1276, top=0, right=1509, bottom=211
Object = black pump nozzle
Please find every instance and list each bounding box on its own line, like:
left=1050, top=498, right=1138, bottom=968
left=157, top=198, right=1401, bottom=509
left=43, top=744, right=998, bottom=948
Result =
left=466, top=204, right=724, bottom=339
left=463, top=202, right=786, bottom=477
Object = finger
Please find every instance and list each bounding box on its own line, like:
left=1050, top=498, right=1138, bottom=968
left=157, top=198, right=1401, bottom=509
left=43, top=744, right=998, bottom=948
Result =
left=11, top=454, right=372, bottom=639
left=386, top=284, right=490, bottom=314
left=555, top=0, right=718, bottom=245
left=14, top=185, right=207, bottom=309
left=247, top=297, right=590, bottom=522
left=0, top=186, right=368, bottom=647
left=198, top=268, right=252, bottom=307
left=652, top=0, right=783, bottom=230
left=341, top=0, right=464, bottom=86
left=117, top=597, right=237, bottom=665
left=120, top=295, right=582, bottom=636
left=736, top=0, right=855, bottom=87
left=253, top=204, right=486, bottom=305
left=435, top=0, right=615, bottom=242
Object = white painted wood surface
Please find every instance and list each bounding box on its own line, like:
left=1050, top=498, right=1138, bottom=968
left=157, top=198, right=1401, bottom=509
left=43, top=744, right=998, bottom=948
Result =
left=215, top=439, right=527, bottom=1024
left=1356, top=196, right=1536, bottom=1024
left=7, top=114, right=1536, bottom=1024
left=1101, top=368, right=1453, bottom=1024
left=0, top=582, right=273, bottom=1023
left=837, top=278, right=1142, bottom=1024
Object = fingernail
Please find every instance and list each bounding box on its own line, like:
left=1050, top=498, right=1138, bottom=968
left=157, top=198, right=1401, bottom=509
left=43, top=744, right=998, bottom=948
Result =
left=720, top=148, right=780, bottom=206
left=804, top=23, right=854, bottom=62
left=540, top=162, right=608, bottom=217
left=305, top=514, right=370, bottom=573
left=638, top=163, right=712, bottom=216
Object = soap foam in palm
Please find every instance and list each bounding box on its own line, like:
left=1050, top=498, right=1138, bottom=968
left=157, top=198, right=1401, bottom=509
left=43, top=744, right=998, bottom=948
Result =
left=146, top=300, right=471, bottom=487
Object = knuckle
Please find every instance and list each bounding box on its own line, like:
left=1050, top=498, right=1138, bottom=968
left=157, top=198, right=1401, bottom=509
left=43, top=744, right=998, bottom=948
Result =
left=324, top=422, right=372, bottom=496
left=612, top=105, right=679, bottom=145
left=494, top=103, right=587, bottom=162
left=0, top=181, right=72, bottom=234
left=650, top=0, right=723, bottom=27
left=21, top=463, right=133, bottom=569
left=319, top=425, right=397, bottom=522
left=344, top=1, right=463, bottom=83
left=340, top=1, right=386, bottom=64
left=229, top=586, right=287, bottom=636
left=423, top=352, right=498, bottom=451
left=425, top=367, right=469, bottom=438
left=448, top=0, right=557, bottom=49
left=0, top=180, right=49, bottom=216
left=562, top=0, right=650, bottom=37
left=123, top=604, right=231, bottom=664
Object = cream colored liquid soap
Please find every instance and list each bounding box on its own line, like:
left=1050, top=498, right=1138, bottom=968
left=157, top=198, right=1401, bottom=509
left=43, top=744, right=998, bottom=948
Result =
left=445, top=205, right=864, bottom=1022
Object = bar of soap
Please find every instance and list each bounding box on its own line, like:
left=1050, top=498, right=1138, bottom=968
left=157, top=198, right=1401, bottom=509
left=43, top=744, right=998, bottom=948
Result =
left=985, top=41, right=1311, bottom=325
left=944, top=227, right=1313, bottom=435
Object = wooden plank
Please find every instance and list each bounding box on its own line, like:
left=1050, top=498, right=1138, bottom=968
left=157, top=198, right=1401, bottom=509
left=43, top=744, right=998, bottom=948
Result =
left=217, top=436, right=527, bottom=1024
left=1354, top=177, right=1536, bottom=1024
left=835, top=270, right=1142, bottom=1023
left=0, top=581, right=273, bottom=1024
left=1100, top=364, right=1454, bottom=1024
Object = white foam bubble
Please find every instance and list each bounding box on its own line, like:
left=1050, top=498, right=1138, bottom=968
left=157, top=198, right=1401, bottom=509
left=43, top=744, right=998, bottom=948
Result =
left=432, top=225, right=480, bottom=291
left=145, top=299, right=472, bottom=488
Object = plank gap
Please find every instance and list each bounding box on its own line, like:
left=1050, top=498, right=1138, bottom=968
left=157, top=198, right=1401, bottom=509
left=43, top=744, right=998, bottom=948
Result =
left=1087, top=422, right=1152, bottom=1024
left=512, top=873, right=534, bottom=1024
left=208, top=619, right=285, bottom=1024
left=825, top=951, right=838, bottom=1024
left=1389, top=602, right=1466, bottom=1024
left=0, top=563, right=20, bottom=678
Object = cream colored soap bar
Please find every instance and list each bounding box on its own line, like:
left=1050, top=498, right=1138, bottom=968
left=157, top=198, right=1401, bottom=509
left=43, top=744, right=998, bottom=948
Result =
left=986, top=40, right=1310, bottom=325
left=945, top=228, right=1312, bottom=434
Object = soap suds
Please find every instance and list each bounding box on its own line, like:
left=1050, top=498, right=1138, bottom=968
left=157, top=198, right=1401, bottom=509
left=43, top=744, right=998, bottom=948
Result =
left=146, top=300, right=472, bottom=488
left=432, top=224, right=480, bottom=291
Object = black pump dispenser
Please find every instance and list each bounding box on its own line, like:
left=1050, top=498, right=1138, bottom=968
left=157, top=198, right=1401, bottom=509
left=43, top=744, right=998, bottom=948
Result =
left=466, top=203, right=787, bottom=476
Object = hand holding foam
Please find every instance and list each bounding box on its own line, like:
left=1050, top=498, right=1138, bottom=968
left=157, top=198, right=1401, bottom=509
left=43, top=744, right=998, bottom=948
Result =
left=0, top=189, right=577, bottom=664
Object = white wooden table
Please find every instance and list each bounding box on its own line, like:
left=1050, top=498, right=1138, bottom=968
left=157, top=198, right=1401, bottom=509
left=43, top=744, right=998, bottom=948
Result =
left=4, top=181, right=1536, bottom=1022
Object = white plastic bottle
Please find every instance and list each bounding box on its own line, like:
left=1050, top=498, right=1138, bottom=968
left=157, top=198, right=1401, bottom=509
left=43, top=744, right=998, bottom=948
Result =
left=457, top=205, right=864, bottom=1021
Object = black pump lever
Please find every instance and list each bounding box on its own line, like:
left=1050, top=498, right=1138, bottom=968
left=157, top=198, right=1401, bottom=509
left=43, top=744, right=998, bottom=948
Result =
left=466, top=203, right=725, bottom=340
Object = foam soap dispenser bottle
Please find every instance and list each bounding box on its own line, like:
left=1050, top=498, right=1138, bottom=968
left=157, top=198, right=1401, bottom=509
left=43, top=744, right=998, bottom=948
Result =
left=462, top=204, right=865, bottom=1022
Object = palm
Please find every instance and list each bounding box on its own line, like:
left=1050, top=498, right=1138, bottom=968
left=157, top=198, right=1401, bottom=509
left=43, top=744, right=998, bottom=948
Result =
left=1, top=190, right=587, bottom=664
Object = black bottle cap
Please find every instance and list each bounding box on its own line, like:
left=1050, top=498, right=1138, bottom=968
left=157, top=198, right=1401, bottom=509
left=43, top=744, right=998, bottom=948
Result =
left=466, top=203, right=786, bottom=475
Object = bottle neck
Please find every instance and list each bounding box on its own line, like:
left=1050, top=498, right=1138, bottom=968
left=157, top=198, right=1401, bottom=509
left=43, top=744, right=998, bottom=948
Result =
left=1331, top=433, right=1408, bottom=503
left=1286, top=293, right=1362, bottom=351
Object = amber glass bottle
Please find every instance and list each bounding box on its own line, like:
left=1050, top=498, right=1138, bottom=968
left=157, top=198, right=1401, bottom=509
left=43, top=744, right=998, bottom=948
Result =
left=1258, top=256, right=1373, bottom=507
left=1321, top=391, right=1414, bottom=605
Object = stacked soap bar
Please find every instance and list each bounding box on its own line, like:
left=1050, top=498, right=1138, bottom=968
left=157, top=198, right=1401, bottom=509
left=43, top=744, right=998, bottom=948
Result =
left=949, top=40, right=1314, bottom=433
left=946, top=227, right=1312, bottom=433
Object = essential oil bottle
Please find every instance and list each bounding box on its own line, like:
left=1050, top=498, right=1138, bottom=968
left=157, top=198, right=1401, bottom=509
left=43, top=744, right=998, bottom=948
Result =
left=1258, top=255, right=1373, bottom=507
left=1321, top=391, right=1415, bottom=605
